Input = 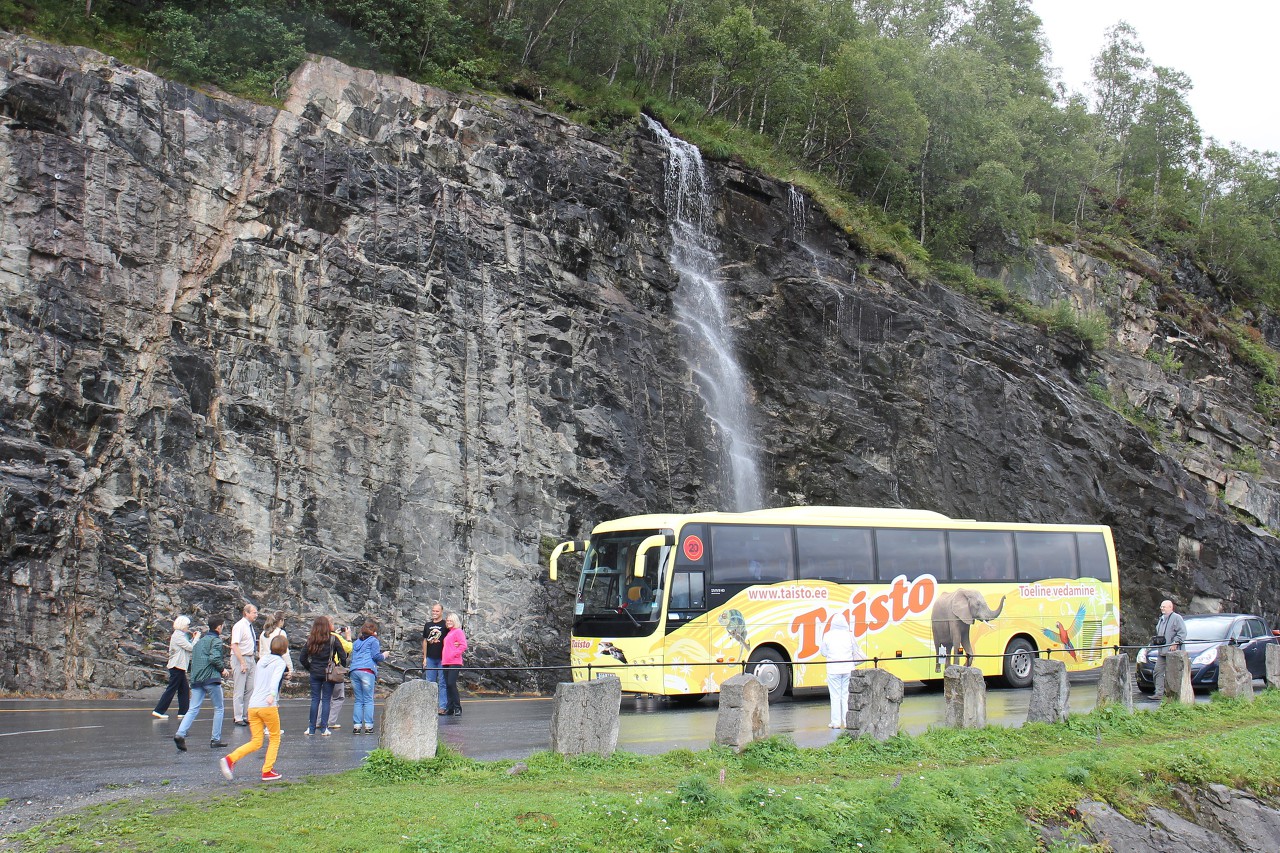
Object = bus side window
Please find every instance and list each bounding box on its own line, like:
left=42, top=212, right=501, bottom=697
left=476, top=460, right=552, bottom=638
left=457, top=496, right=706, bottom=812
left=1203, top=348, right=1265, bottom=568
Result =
left=671, top=571, right=705, bottom=610
left=1076, top=533, right=1112, bottom=581
left=796, top=527, right=873, bottom=582
left=947, top=531, right=1014, bottom=582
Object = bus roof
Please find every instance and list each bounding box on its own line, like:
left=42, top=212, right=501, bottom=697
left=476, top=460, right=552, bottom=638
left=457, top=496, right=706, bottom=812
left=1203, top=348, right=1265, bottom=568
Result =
left=587, top=506, right=1112, bottom=535
left=590, top=506, right=952, bottom=534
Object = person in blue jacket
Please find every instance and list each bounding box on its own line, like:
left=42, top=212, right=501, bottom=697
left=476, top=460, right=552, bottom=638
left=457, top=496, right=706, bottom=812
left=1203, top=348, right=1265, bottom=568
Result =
left=349, top=621, right=388, bottom=733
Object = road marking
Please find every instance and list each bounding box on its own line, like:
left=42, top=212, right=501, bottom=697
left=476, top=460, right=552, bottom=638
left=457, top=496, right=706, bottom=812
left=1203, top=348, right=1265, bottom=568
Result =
left=0, top=725, right=105, bottom=737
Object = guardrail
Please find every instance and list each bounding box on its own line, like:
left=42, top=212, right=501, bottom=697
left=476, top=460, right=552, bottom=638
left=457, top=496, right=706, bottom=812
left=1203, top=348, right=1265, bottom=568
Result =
left=394, top=643, right=1147, bottom=684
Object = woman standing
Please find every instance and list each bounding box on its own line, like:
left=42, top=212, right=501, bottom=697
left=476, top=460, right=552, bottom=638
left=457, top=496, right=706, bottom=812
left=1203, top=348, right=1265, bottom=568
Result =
left=258, top=610, right=293, bottom=689
left=299, top=616, right=347, bottom=736
left=349, top=621, right=387, bottom=733
left=442, top=613, right=468, bottom=717
left=818, top=612, right=864, bottom=728
left=152, top=615, right=198, bottom=720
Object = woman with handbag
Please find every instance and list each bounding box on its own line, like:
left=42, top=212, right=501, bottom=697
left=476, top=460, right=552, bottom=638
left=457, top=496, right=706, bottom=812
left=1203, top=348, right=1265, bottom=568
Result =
left=299, top=616, right=348, bottom=736
left=442, top=613, right=468, bottom=717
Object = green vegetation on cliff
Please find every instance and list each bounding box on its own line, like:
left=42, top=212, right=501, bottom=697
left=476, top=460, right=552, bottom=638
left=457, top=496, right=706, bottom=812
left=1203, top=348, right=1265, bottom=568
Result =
left=12, top=693, right=1280, bottom=851
left=5, top=0, right=1277, bottom=315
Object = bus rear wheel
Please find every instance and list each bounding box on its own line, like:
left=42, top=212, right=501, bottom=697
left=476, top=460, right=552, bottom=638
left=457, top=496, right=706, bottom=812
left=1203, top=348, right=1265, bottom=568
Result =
left=1002, top=637, right=1037, bottom=688
left=747, top=647, right=791, bottom=702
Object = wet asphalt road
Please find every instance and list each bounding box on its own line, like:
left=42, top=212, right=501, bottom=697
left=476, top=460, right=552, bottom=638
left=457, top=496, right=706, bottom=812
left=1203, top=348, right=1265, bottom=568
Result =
left=0, top=674, right=1185, bottom=836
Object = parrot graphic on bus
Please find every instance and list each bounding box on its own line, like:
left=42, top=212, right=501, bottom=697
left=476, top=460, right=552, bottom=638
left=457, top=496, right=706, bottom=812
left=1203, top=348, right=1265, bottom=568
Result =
left=1042, top=606, right=1087, bottom=661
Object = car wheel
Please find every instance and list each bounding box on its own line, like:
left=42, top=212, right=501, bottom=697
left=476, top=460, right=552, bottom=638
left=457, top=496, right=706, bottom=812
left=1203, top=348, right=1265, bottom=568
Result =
left=1002, top=637, right=1036, bottom=688
left=747, top=647, right=791, bottom=702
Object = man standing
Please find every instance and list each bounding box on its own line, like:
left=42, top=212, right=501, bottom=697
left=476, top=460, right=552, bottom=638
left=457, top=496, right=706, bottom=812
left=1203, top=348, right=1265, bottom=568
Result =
left=326, top=621, right=353, bottom=731
left=421, top=602, right=450, bottom=715
left=174, top=616, right=230, bottom=750
left=1152, top=599, right=1188, bottom=699
left=231, top=603, right=259, bottom=726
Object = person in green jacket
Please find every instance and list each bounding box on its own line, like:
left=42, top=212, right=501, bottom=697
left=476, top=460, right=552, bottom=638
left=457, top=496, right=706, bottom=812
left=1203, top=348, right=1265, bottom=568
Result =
left=174, top=617, right=231, bottom=751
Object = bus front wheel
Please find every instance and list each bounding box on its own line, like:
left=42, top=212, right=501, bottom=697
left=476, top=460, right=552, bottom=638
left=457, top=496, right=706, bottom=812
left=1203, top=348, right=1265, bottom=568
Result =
left=747, top=647, right=791, bottom=702
left=1002, top=637, right=1037, bottom=688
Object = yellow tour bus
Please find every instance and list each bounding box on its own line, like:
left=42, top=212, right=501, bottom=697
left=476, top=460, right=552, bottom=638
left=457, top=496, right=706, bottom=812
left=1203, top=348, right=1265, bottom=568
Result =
left=549, top=506, right=1120, bottom=702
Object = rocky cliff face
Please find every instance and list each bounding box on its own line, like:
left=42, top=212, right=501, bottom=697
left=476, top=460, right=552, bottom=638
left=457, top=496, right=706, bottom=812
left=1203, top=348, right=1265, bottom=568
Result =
left=1, top=35, right=1276, bottom=692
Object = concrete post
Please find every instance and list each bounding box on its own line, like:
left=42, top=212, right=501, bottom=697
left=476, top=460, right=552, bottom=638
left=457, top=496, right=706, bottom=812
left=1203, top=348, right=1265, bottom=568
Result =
left=380, top=679, right=439, bottom=760
left=1216, top=645, right=1254, bottom=701
left=1266, top=645, right=1280, bottom=690
left=1162, top=651, right=1195, bottom=704
left=1027, top=658, right=1070, bottom=723
left=943, top=665, right=986, bottom=729
left=1095, top=653, right=1134, bottom=712
left=845, top=669, right=904, bottom=742
left=714, top=673, right=769, bottom=751
left=550, top=674, right=622, bottom=757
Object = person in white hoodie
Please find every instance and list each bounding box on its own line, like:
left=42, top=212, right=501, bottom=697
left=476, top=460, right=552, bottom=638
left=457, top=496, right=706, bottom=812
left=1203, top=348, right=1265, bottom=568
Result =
left=818, top=612, right=865, bottom=729
left=220, top=634, right=289, bottom=782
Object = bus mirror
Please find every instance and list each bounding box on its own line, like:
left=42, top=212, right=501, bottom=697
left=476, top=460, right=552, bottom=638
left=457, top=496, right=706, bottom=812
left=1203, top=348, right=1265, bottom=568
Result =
left=549, top=539, right=588, bottom=581
left=634, top=534, right=674, bottom=577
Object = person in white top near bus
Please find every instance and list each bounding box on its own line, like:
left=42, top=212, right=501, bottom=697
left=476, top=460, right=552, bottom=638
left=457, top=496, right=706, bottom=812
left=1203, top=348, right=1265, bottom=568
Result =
left=819, top=612, right=865, bottom=728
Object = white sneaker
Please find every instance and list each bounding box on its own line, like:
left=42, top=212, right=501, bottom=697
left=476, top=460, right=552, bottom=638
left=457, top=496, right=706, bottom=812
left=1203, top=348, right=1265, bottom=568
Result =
left=321, top=728, right=332, bottom=736
left=151, top=711, right=169, bottom=720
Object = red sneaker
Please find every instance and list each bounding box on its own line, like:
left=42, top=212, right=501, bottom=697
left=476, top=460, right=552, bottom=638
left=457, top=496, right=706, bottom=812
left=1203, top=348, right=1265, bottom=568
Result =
left=219, top=756, right=235, bottom=781
left=261, top=769, right=282, bottom=781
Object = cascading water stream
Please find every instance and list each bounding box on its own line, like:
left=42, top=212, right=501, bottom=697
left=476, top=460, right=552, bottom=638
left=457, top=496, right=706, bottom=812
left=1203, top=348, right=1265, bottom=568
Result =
left=645, top=116, right=763, bottom=511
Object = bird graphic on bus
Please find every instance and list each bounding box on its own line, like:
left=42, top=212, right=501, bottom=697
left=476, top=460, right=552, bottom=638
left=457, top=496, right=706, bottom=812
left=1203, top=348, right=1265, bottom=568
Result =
left=718, top=610, right=749, bottom=656
left=598, top=641, right=628, bottom=664
left=1042, top=606, right=1087, bottom=661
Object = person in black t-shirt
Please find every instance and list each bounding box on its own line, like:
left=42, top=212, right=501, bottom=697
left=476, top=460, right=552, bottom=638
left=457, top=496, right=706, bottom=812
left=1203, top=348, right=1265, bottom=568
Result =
left=420, top=602, right=450, bottom=714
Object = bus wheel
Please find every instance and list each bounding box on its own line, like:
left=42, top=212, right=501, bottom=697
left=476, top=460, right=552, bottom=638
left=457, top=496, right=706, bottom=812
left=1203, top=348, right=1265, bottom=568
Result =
left=747, top=647, right=791, bottom=702
left=1002, top=637, right=1036, bottom=688
left=669, top=693, right=705, bottom=706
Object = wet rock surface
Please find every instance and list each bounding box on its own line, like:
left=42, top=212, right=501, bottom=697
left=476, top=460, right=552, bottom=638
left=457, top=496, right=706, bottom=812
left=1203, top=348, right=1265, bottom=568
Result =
left=0, top=35, right=1278, bottom=693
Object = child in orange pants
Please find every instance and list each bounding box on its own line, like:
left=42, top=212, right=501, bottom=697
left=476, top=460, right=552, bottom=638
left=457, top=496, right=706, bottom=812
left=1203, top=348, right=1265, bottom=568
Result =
left=220, top=634, right=288, bottom=781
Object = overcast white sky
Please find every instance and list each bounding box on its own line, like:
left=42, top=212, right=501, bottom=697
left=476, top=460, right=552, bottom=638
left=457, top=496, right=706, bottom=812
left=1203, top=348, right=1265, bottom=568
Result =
left=1028, top=0, right=1280, bottom=154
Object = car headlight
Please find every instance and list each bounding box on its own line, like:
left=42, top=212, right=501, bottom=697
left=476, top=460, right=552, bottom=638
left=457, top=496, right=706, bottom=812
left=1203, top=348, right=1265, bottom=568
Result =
left=1192, top=646, right=1219, bottom=667
left=1136, top=648, right=1149, bottom=664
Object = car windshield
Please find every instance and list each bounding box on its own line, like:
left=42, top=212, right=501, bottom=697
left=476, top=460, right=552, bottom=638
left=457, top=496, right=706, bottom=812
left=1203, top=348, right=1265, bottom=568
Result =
left=1183, top=616, right=1235, bottom=642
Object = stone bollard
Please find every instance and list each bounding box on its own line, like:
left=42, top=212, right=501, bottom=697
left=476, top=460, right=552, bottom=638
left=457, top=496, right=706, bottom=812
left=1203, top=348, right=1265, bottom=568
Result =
left=380, top=679, right=439, bottom=760
left=714, top=673, right=769, bottom=751
left=943, top=665, right=986, bottom=729
left=550, top=674, right=622, bottom=757
left=1267, top=645, right=1280, bottom=690
left=1027, top=658, right=1070, bottom=723
left=1095, top=653, right=1134, bottom=712
left=1216, top=645, right=1254, bottom=701
left=1162, top=651, right=1195, bottom=704
left=844, top=669, right=904, bottom=741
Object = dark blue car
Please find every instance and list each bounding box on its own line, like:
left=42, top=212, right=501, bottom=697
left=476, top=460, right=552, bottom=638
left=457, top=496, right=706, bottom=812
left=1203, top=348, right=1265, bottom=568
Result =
left=1135, top=613, right=1278, bottom=694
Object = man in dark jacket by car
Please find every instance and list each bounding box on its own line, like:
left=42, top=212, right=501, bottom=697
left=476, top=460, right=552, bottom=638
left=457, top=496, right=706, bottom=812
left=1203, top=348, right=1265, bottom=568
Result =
left=1152, top=599, right=1188, bottom=699
left=174, top=617, right=231, bottom=751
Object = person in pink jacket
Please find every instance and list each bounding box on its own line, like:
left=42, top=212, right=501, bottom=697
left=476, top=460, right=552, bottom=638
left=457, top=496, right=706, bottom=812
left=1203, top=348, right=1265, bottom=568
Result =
left=441, top=613, right=468, bottom=716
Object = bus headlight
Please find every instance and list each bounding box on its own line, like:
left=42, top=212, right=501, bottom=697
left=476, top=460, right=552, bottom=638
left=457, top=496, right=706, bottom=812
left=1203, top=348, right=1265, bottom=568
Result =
left=1192, top=646, right=1219, bottom=667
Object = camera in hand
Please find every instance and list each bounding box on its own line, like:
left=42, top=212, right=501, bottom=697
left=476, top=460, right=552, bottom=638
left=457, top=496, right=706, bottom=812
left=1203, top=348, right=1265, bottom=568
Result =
left=1151, top=634, right=1166, bottom=646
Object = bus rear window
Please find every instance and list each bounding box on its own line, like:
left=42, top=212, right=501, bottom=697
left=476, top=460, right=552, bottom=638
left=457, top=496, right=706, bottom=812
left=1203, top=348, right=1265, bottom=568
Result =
left=796, top=527, right=873, bottom=582
left=1076, top=533, right=1112, bottom=581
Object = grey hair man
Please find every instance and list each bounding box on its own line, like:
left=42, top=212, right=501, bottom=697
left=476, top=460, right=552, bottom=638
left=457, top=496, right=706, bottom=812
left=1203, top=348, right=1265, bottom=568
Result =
left=1151, top=599, right=1188, bottom=699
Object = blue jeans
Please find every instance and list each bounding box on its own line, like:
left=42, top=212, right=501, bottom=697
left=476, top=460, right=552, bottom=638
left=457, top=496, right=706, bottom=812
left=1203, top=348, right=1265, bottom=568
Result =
left=423, top=657, right=447, bottom=709
left=176, top=681, right=224, bottom=741
left=308, top=673, right=335, bottom=731
left=351, top=669, right=376, bottom=727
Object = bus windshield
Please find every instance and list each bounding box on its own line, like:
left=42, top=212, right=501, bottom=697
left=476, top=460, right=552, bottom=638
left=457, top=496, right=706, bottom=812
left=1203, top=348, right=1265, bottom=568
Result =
left=575, top=530, right=671, bottom=635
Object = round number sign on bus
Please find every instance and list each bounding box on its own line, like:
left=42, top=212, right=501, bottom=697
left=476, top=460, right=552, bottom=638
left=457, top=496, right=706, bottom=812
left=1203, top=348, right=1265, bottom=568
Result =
left=682, top=535, right=704, bottom=561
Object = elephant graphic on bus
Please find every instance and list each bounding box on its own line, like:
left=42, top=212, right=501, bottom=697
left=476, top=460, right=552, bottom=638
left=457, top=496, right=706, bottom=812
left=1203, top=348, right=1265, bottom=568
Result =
left=931, top=588, right=1006, bottom=671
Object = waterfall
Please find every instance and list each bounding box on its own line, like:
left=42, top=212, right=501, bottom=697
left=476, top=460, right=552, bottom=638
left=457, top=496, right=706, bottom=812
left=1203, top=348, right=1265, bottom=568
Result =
left=645, top=116, right=763, bottom=511
left=788, top=185, right=807, bottom=237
